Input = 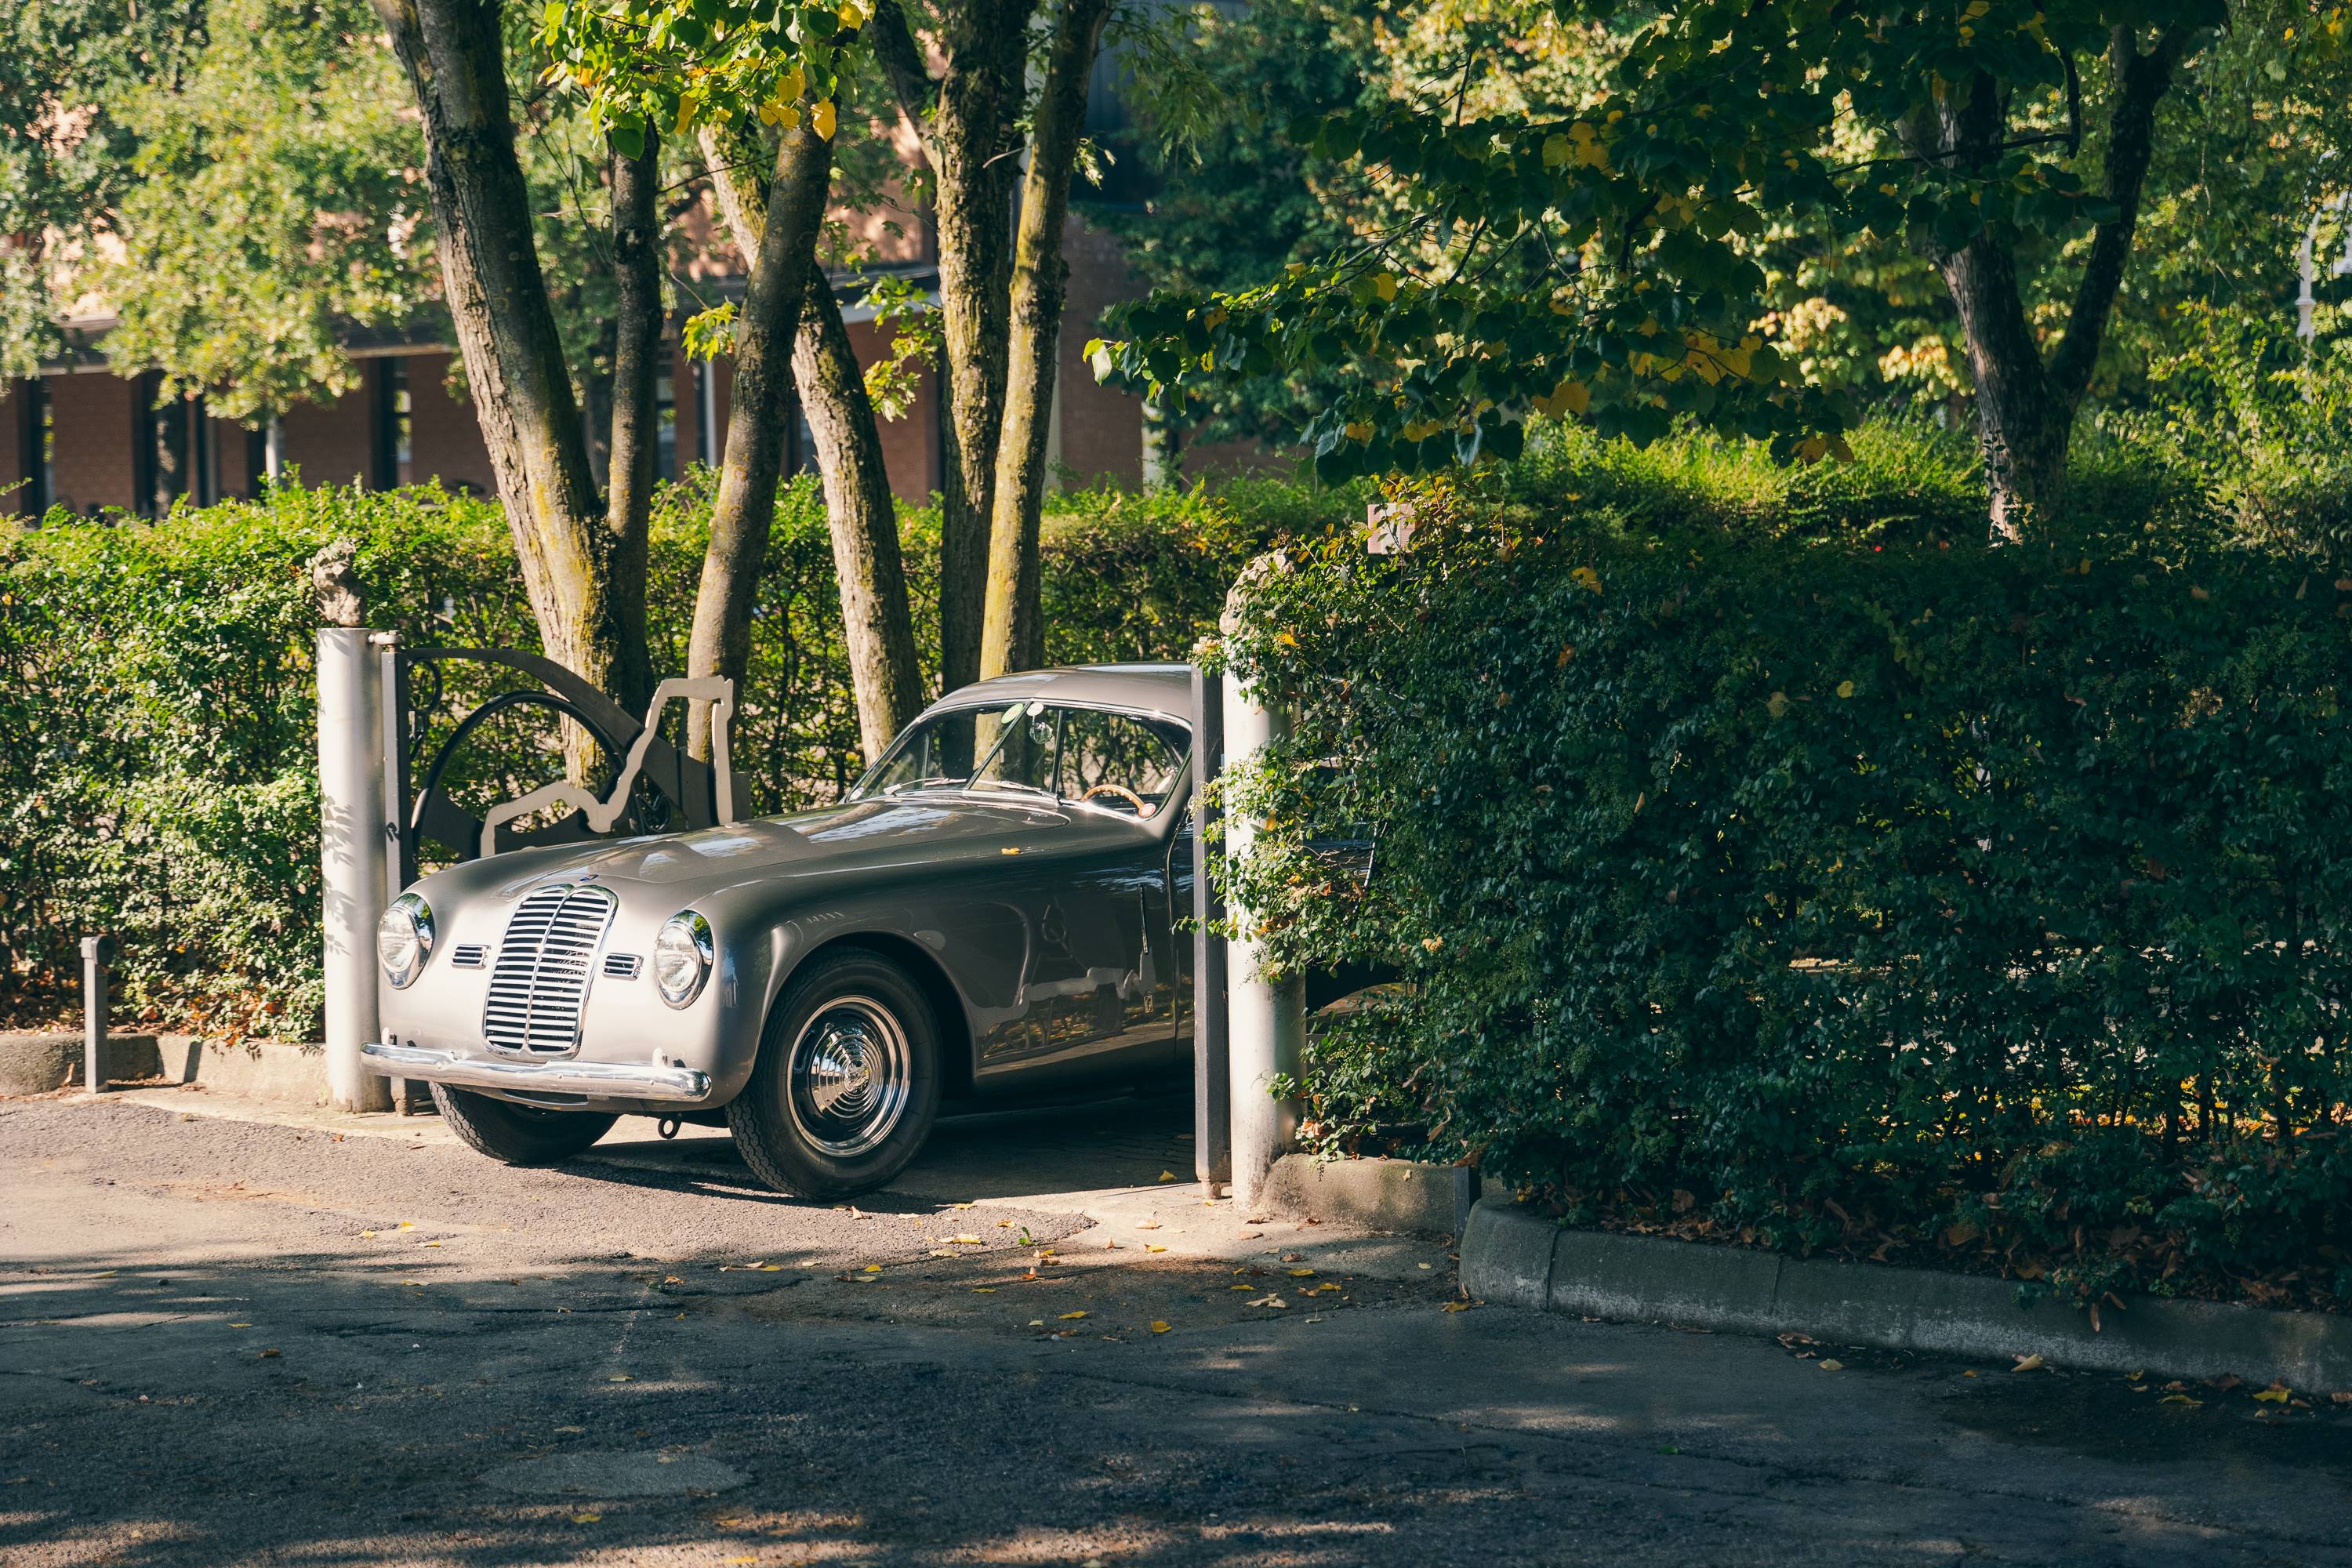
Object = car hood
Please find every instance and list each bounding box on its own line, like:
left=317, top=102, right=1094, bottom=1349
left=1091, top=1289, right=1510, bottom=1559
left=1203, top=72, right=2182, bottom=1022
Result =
left=521, top=793, right=1078, bottom=890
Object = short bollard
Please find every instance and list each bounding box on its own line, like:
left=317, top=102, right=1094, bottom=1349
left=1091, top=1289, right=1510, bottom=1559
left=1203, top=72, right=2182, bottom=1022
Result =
left=81, top=934, right=117, bottom=1094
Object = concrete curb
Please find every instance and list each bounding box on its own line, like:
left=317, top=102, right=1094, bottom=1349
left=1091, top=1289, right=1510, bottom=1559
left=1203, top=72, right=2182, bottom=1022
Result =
left=156, top=1034, right=332, bottom=1103
left=1461, top=1198, right=2352, bottom=1391
left=0, top=1030, right=163, bottom=1095
left=1258, top=1153, right=1472, bottom=1236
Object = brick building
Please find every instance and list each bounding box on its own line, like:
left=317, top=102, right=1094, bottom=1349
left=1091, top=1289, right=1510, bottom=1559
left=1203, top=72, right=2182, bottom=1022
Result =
left=0, top=215, right=1150, bottom=520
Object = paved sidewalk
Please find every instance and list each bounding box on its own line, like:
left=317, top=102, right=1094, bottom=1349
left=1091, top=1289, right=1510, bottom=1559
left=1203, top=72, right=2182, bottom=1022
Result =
left=6, top=1091, right=2352, bottom=1566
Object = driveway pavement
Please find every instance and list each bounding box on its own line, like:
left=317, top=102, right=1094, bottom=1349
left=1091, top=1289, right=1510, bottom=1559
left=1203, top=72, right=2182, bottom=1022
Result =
left=5, top=1090, right=2350, bottom=1566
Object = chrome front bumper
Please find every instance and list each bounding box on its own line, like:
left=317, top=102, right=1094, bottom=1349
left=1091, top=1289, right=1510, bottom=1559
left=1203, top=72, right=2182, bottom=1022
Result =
left=361, top=1041, right=713, bottom=1103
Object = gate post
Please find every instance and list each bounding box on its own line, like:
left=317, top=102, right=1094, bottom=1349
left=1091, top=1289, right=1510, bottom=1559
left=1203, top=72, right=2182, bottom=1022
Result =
left=1221, top=660, right=1304, bottom=1212
left=317, top=628, right=393, bottom=1112
left=1190, top=665, right=1231, bottom=1192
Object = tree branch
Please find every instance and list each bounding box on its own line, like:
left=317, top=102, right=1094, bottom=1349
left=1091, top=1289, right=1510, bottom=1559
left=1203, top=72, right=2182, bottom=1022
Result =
left=869, top=0, right=938, bottom=133
left=2047, top=24, right=2194, bottom=404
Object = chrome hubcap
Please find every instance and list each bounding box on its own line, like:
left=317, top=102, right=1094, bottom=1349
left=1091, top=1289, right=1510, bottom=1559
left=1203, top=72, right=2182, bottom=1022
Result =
left=786, top=996, right=910, bottom=1156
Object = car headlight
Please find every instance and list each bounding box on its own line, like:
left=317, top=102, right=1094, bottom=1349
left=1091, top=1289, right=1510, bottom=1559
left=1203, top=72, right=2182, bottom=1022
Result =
left=377, top=893, right=434, bottom=989
left=653, top=911, right=713, bottom=1007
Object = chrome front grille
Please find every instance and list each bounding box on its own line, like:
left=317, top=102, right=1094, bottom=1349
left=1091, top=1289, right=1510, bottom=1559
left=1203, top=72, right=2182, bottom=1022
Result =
left=481, top=883, right=617, bottom=1056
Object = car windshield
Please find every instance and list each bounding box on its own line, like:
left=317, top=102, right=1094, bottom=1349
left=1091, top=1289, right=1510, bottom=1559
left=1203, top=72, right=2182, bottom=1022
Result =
left=854, top=702, right=1060, bottom=802
left=851, top=702, right=1189, bottom=816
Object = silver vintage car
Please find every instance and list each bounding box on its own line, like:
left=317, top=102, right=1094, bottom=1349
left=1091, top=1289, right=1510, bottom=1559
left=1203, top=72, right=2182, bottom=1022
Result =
left=363, top=663, right=1198, bottom=1198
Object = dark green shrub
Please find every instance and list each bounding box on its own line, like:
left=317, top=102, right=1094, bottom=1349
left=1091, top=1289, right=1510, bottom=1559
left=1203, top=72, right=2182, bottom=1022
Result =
left=1224, top=485, right=2352, bottom=1308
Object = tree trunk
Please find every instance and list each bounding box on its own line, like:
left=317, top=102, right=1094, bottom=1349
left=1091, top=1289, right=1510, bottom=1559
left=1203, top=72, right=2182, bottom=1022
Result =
left=873, top=0, right=1032, bottom=694
left=793, top=264, right=925, bottom=761
left=1907, top=29, right=2189, bottom=541
left=604, top=134, right=662, bottom=716
left=980, top=0, right=1113, bottom=680
left=1939, top=238, right=2073, bottom=539
left=684, top=121, right=835, bottom=761
left=369, top=0, right=623, bottom=726
left=703, top=121, right=925, bottom=764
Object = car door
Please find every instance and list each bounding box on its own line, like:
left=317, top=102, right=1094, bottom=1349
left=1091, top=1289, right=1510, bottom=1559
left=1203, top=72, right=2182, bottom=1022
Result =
left=971, top=704, right=1190, bottom=1084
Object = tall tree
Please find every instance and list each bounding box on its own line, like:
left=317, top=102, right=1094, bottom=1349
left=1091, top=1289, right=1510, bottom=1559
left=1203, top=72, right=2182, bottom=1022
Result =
left=550, top=0, right=1128, bottom=681
left=869, top=1, right=1028, bottom=693
left=978, top=0, right=1112, bottom=677
left=0, top=0, right=205, bottom=379
left=1098, top=1, right=2303, bottom=538
left=369, top=0, right=630, bottom=718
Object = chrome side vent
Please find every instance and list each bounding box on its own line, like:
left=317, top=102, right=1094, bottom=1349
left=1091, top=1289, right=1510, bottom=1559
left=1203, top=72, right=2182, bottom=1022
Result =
left=601, top=953, right=643, bottom=980
left=481, top=884, right=617, bottom=1056
left=450, top=943, right=489, bottom=970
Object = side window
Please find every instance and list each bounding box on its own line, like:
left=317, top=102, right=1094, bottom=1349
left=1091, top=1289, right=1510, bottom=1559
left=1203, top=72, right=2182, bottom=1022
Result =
left=1057, top=709, right=1187, bottom=818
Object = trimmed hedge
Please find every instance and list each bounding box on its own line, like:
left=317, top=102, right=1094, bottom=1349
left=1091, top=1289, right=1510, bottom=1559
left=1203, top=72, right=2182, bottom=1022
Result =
left=0, top=472, right=1269, bottom=1035
left=1223, top=478, right=2352, bottom=1311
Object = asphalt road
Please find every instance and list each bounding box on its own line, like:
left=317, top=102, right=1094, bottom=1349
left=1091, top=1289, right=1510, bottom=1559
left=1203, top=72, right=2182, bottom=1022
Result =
left=5, top=1091, right=2351, bottom=1567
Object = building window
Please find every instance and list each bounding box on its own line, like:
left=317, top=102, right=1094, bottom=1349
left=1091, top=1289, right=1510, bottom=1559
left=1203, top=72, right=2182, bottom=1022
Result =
left=654, top=370, right=677, bottom=481
left=16, top=377, right=49, bottom=517
left=137, top=374, right=193, bottom=518
left=376, top=358, right=412, bottom=488
left=695, top=359, right=719, bottom=469
left=786, top=394, right=815, bottom=477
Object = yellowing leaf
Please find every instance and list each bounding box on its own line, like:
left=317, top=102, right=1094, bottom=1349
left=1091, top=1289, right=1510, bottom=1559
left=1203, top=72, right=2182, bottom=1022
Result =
left=950, top=1235, right=982, bottom=1245
left=1146, top=1244, right=1168, bottom=1254
left=1835, top=681, right=1855, bottom=699
left=1158, top=1170, right=1178, bottom=1182
left=1570, top=565, right=1602, bottom=594
left=1287, top=1268, right=1316, bottom=1277
left=862, top=1264, right=882, bottom=1273
left=572, top=1512, right=602, bottom=1523
left=1149, top=1320, right=1172, bottom=1334
left=811, top=100, right=837, bottom=140
left=1059, top=1311, right=1089, bottom=1320
left=1818, top=1358, right=1843, bottom=1371
left=2255, top=1383, right=2292, bottom=1403
left=607, top=1372, right=633, bottom=1382
left=1532, top=379, right=1590, bottom=419
left=1440, top=1300, right=1473, bottom=1312
left=1372, top=271, right=1399, bottom=302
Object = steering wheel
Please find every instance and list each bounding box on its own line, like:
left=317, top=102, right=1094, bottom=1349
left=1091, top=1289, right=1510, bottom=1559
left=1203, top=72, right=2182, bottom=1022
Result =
left=1080, top=782, right=1149, bottom=816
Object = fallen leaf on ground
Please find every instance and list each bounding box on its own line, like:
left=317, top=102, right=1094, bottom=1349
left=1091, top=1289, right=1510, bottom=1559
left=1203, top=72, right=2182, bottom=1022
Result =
left=1236, top=1230, right=1264, bottom=1240
left=2212, top=1373, right=2244, bottom=1392
left=572, top=1512, right=601, bottom=1524
left=950, top=1235, right=982, bottom=1245
left=951, top=1203, right=975, bottom=1210
left=971, top=1288, right=996, bottom=1294
left=397, top=1221, right=415, bottom=1231
left=1440, top=1301, right=1474, bottom=1313
left=606, top=1373, right=633, bottom=1383
left=228, top=1323, right=251, bottom=1328
left=2011, top=1354, right=2044, bottom=1373
left=1059, top=1311, right=1088, bottom=1320
left=2161, top=1393, right=2203, bottom=1407
left=2255, top=1383, right=2292, bottom=1403
left=258, top=1348, right=281, bottom=1358
left=1157, top=1171, right=1177, bottom=1182
left=1146, top=1244, right=1168, bottom=1254
left=862, top=1265, right=882, bottom=1274
left=1244, top=1215, right=1271, bottom=1224
left=1248, top=1296, right=1288, bottom=1309
left=1818, top=1359, right=1843, bottom=1372
left=1287, top=1268, right=1316, bottom=1277
left=1149, top=1321, right=1171, bottom=1334
left=1134, top=1221, right=1162, bottom=1230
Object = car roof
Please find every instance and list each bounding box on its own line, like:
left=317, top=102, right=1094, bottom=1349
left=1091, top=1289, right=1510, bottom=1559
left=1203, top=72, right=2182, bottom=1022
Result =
left=918, top=662, right=1196, bottom=727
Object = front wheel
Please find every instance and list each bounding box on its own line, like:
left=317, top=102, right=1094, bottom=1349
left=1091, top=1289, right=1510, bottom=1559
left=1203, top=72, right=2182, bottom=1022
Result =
left=728, top=949, right=941, bottom=1200
left=430, top=1083, right=617, bottom=1166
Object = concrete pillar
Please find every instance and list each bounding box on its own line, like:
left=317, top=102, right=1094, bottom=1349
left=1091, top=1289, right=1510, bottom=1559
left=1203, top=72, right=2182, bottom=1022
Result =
left=1190, top=665, right=1230, bottom=1192
left=1222, top=664, right=1304, bottom=1212
left=318, top=628, right=393, bottom=1112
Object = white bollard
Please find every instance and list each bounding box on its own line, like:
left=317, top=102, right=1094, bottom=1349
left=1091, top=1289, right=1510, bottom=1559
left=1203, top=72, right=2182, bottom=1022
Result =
left=1222, top=664, right=1305, bottom=1212
left=317, top=629, right=393, bottom=1113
